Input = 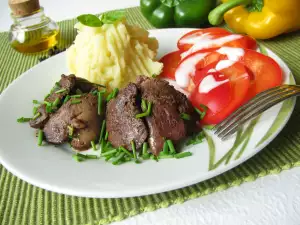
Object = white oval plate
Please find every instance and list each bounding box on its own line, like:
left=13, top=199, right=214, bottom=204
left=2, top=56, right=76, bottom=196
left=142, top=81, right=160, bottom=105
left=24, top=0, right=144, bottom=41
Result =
left=0, top=29, right=296, bottom=198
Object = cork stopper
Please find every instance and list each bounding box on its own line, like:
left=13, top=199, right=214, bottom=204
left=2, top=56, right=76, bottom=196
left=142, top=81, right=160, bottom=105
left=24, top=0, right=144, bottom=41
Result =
left=9, top=0, right=40, bottom=17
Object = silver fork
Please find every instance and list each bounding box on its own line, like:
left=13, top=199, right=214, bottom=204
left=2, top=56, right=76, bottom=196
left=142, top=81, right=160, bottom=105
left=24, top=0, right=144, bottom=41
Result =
left=214, top=85, right=300, bottom=140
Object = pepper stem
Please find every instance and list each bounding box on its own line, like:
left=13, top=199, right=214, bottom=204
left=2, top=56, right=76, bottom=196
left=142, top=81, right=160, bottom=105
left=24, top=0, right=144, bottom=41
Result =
left=208, top=0, right=252, bottom=26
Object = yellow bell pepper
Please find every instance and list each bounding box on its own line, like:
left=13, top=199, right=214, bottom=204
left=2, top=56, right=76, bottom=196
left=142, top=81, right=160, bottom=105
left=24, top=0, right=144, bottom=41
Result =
left=208, top=0, right=300, bottom=39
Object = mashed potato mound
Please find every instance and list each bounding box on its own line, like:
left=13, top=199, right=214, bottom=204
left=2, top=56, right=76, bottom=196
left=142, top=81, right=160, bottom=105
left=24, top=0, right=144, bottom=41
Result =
left=67, top=19, right=163, bottom=90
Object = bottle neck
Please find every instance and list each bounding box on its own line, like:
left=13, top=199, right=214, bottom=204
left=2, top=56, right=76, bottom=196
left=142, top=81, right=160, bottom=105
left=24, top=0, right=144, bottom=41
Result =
left=11, top=7, right=49, bottom=30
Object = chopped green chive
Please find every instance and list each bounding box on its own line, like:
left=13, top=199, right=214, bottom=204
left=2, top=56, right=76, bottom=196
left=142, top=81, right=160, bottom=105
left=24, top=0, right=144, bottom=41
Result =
left=32, top=112, right=41, bottom=120
left=71, top=100, right=81, bottom=105
left=159, top=154, right=174, bottom=159
left=91, top=90, right=98, bottom=96
left=70, top=94, right=82, bottom=98
left=142, top=142, right=148, bottom=155
left=43, top=101, right=51, bottom=106
left=105, top=154, right=115, bottom=161
left=99, top=120, right=106, bottom=142
left=150, top=154, right=159, bottom=162
left=101, top=149, right=117, bottom=157
left=97, top=92, right=103, bottom=115
left=112, top=152, right=126, bottom=165
left=106, top=88, right=119, bottom=101
left=33, top=106, right=38, bottom=115
left=52, top=97, right=60, bottom=108
left=91, top=141, right=97, bottom=150
left=167, top=140, right=176, bottom=154
left=37, top=129, right=43, bottom=146
left=119, top=147, right=133, bottom=158
left=180, top=113, right=191, bottom=120
left=163, top=141, right=169, bottom=154
left=32, top=100, right=40, bottom=104
left=136, top=102, right=152, bottom=118
left=142, top=154, right=150, bottom=160
left=73, top=154, right=84, bottom=162
left=63, top=95, right=70, bottom=104
left=55, top=88, right=66, bottom=94
left=44, top=93, right=50, bottom=100
left=131, top=140, right=139, bottom=163
left=104, top=131, right=108, bottom=141
left=174, top=152, right=192, bottom=159
left=195, top=104, right=208, bottom=120
left=141, top=99, right=147, bottom=112
left=17, top=117, right=31, bottom=123
left=46, top=105, right=52, bottom=113
left=186, top=131, right=205, bottom=146
left=99, top=89, right=106, bottom=94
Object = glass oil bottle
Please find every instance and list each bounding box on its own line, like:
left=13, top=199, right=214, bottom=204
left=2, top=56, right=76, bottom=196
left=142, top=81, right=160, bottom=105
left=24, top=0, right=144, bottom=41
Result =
left=8, top=0, right=59, bottom=53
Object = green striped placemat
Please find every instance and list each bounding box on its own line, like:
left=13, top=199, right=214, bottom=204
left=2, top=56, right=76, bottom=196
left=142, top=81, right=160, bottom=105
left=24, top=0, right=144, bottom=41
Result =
left=1, top=7, right=300, bottom=225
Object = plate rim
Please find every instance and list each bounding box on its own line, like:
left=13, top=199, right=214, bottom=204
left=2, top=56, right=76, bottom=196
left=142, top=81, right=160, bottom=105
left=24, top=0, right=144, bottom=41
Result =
left=0, top=28, right=296, bottom=198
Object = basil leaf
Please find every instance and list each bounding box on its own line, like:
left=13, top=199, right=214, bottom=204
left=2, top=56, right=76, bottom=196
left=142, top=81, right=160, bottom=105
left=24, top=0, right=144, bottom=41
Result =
left=77, top=14, right=103, bottom=27
left=160, top=0, right=186, bottom=8
left=99, top=10, right=126, bottom=24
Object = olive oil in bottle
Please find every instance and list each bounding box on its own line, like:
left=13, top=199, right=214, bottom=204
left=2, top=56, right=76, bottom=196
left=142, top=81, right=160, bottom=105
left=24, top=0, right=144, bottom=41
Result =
left=8, top=0, right=59, bottom=53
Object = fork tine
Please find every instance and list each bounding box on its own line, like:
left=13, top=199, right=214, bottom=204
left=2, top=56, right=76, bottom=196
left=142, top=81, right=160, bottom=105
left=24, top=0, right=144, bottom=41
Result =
left=218, top=90, right=299, bottom=140
left=217, top=88, right=299, bottom=140
left=214, top=85, right=292, bottom=134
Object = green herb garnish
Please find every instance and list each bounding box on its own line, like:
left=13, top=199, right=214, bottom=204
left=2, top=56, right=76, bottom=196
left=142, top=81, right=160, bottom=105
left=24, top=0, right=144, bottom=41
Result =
left=186, top=131, right=205, bottom=146
left=180, top=113, right=191, bottom=121
left=33, top=106, right=38, bottom=115
left=55, top=88, right=66, bottom=94
left=101, top=149, right=117, bottom=157
left=32, top=112, right=41, bottom=120
left=106, top=88, right=119, bottom=102
left=77, top=14, right=103, bottom=27
left=99, top=10, right=126, bottom=24
left=167, top=140, right=176, bottom=154
left=52, top=97, right=60, bottom=108
left=63, top=95, right=70, bottom=104
left=141, top=99, right=147, bottom=112
left=37, top=129, right=43, bottom=146
left=159, top=154, right=174, bottom=159
left=174, top=152, right=192, bottom=159
left=119, top=146, right=133, bottom=158
left=70, top=94, right=82, bottom=98
left=32, top=100, right=40, bottom=104
left=91, top=141, right=97, bottom=150
left=17, top=117, right=31, bottom=123
left=131, top=140, right=139, bottom=163
left=195, top=104, right=208, bottom=120
left=67, top=125, right=74, bottom=137
left=163, top=140, right=169, bottom=154
left=71, top=100, right=81, bottom=105
left=136, top=101, right=152, bottom=118
left=99, top=120, right=106, bottom=142
left=112, top=152, right=126, bottom=165
left=104, top=131, right=108, bottom=141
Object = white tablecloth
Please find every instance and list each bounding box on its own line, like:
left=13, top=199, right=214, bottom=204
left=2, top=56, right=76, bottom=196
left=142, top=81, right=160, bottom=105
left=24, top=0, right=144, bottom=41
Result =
left=1, top=1, right=299, bottom=224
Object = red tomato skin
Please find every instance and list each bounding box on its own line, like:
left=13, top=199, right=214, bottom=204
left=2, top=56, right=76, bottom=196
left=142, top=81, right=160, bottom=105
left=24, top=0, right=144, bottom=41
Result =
left=191, top=61, right=251, bottom=125
left=159, top=50, right=182, bottom=80
left=178, top=28, right=232, bottom=51
left=178, top=28, right=257, bottom=53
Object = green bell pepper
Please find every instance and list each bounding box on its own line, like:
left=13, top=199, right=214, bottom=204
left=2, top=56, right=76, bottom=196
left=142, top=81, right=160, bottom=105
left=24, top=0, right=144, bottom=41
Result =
left=140, top=0, right=217, bottom=28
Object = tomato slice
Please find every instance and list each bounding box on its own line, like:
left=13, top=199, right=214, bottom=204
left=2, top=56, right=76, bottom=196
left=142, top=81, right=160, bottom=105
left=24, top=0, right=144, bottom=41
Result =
left=242, top=49, right=283, bottom=99
left=176, top=47, right=282, bottom=99
left=159, top=51, right=182, bottom=80
left=178, top=28, right=257, bottom=58
left=178, top=28, right=232, bottom=51
left=190, top=61, right=251, bottom=125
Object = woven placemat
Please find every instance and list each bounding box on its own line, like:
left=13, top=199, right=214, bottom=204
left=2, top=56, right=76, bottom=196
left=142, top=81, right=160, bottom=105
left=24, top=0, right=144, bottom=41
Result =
left=1, top=7, right=300, bottom=225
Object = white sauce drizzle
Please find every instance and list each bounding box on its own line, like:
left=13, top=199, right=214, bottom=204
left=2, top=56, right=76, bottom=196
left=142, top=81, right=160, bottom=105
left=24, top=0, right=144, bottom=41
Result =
left=175, top=52, right=208, bottom=88
left=215, top=60, right=235, bottom=71
left=199, top=75, right=229, bottom=94
left=182, top=34, right=243, bottom=59
left=216, top=47, right=245, bottom=61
